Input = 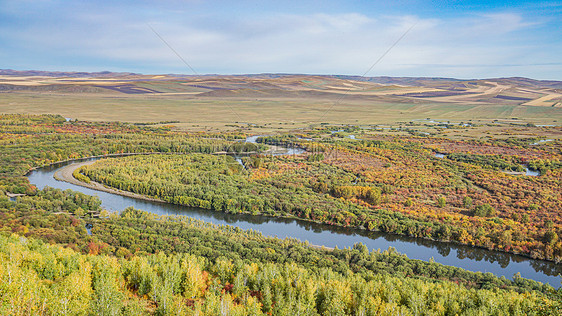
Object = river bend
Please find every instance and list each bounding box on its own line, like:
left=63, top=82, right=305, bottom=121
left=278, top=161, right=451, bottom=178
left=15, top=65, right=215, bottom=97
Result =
left=26, top=143, right=562, bottom=286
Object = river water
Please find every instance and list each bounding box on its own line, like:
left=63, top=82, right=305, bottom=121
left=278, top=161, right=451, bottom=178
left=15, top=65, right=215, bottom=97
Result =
left=26, top=143, right=562, bottom=286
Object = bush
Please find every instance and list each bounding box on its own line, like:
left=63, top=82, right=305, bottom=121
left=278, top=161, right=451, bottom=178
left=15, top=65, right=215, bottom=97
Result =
left=463, top=196, right=473, bottom=208
left=544, top=231, right=558, bottom=244
left=437, top=197, right=446, bottom=208
left=473, top=204, right=496, bottom=217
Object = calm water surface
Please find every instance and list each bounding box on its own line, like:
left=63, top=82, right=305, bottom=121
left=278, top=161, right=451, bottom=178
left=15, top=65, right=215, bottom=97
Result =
left=26, top=155, right=562, bottom=287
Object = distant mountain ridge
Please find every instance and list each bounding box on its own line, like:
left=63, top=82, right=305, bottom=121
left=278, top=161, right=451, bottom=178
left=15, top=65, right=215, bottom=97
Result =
left=2, top=69, right=561, bottom=87
left=0, top=69, right=138, bottom=78
left=1, top=69, right=560, bottom=107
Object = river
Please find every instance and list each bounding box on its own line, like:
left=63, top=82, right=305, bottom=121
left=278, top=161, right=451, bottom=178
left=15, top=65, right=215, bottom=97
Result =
left=26, top=139, right=561, bottom=287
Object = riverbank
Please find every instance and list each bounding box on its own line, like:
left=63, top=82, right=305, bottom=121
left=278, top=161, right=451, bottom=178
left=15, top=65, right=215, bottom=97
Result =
left=54, top=159, right=335, bottom=252
left=56, top=158, right=555, bottom=264
left=53, top=160, right=166, bottom=204
left=53, top=158, right=308, bottom=223
left=25, top=152, right=188, bottom=176
left=6, top=192, right=26, bottom=198
left=28, top=156, right=562, bottom=286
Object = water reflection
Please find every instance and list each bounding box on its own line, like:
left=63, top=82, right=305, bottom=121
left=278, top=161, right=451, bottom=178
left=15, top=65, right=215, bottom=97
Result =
left=85, top=223, right=93, bottom=235
left=525, top=168, right=540, bottom=176
left=27, top=158, right=562, bottom=287
left=530, top=139, right=553, bottom=146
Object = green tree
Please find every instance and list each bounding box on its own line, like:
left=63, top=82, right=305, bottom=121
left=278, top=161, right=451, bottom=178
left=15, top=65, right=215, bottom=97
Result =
left=462, top=196, right=473, bottom=208
left=437, top=197, right=446, bottom=208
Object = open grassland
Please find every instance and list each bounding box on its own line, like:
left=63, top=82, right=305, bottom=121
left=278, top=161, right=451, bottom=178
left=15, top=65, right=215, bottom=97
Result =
left=1, top=72, right=561, bottom=131
left=2, top=92, right=561, bottom=132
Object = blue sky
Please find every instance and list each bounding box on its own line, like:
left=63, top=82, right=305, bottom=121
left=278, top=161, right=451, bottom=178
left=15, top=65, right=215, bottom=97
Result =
left=1, top=0, right=561, bottom=79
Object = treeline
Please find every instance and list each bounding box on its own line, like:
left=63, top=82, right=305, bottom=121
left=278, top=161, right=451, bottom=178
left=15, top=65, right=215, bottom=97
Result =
left=307, top=138, right=562, bottom=262
left=6, top=115, right=558, bottom=263
left=446, top=153, right=525, bottom=172
left=2, top=114, right=562, bottom=313
left=94, top=208, right=558, bottom=294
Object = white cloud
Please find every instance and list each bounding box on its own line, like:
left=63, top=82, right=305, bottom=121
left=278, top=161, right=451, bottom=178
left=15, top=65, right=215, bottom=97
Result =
left=458, top=13, right=540, bottom=38
left=1, top=5, right=559, bottom=79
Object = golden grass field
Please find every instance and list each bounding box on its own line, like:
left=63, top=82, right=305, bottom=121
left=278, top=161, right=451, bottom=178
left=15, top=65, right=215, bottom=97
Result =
left=2, top=73, right=561, bottom=132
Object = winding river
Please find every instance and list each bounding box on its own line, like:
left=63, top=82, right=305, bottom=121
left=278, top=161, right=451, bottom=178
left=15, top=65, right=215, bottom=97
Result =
left=26, top=139, right=561, bottom=287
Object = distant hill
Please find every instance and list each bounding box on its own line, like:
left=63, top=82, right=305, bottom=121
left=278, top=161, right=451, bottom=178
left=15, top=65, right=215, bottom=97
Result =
left=0, top=69, right=139, bottom=78
left=1, top=69, right=561, bottom=107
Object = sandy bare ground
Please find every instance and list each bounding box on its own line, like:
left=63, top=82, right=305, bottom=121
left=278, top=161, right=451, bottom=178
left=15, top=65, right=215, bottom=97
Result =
left=403, top=82, right=513, bottom=104
left=6, top=192, right=25, bottom=198
left=151, top=92, right=205, bottom=96
left=523, top=93, right=562, bottom=106
left=323, top=86, right=443, bottom=96
left=53, top=160, right=165, bottom=203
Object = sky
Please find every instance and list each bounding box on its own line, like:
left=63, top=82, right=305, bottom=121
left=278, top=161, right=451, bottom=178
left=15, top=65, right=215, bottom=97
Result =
left=1, top=0, right=561, bottom=79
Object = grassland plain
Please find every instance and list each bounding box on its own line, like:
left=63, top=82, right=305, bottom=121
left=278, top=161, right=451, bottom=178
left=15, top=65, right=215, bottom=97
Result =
left=1, top=72, right=561, bottom=132
left=2, top=92, right=561, bottom=131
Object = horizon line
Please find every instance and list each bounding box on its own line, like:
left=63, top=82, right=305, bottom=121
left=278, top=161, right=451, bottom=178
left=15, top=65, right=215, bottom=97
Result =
left=1, top=68, right=561, bottom=82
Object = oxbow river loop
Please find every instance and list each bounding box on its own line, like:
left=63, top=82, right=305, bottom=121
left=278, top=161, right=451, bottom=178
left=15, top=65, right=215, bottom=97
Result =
left=26, top=137, right=562, bottom=287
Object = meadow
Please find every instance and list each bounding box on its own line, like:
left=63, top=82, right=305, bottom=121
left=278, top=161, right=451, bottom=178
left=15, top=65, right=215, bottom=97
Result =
left=1, top=73, right=561, bottom=132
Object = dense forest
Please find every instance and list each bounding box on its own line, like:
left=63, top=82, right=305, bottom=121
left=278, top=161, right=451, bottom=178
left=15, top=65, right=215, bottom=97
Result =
left=3, top=232, right=559, bottom=315
left=1, top=114, right=561, bottom=314
left=1, top=190, right=561, bottom=315
left=81, top=135, right=562, bottom=262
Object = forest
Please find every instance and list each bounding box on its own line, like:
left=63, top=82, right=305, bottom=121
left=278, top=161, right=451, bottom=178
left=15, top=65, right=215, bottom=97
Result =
left=1, top=114, right=561, bottom=315
left=1, top=189, right=561, bottom=315
left=0, top=114, right=237, bottom=194
left=80, top=133, right=562, bottom=262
